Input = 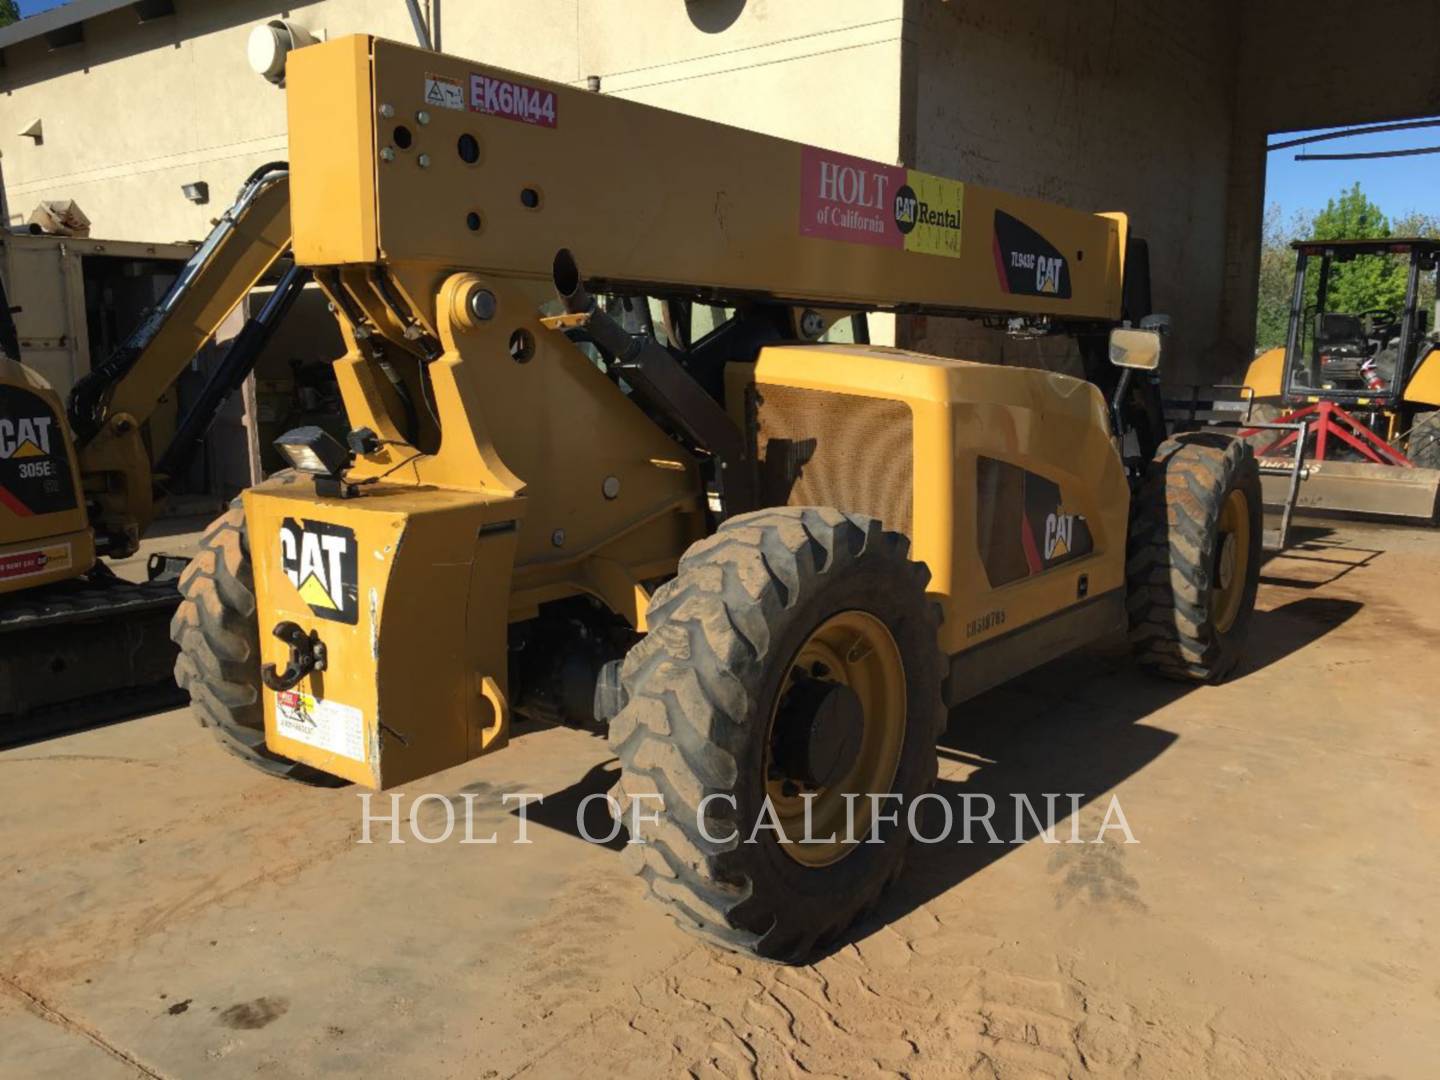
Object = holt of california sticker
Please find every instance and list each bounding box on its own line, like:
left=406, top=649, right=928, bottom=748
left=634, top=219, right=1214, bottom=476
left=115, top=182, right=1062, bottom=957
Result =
left=799, top=145, right=964, bottom=258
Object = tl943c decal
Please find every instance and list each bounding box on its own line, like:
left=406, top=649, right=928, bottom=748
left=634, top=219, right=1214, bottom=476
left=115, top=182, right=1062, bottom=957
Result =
left=992, top=210, right=1072, bottom=299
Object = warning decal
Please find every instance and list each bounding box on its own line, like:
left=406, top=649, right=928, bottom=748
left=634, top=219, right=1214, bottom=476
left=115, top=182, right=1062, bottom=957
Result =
left=799, top=145, right=964, bottom=258
left=424, top=73, right=465, bottom=111
left=275, top=690, right=367, bottom=762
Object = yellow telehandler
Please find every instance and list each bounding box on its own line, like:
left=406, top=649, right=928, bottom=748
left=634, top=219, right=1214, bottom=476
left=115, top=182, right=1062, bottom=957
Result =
left=172, top=35, right=1263, bottom=960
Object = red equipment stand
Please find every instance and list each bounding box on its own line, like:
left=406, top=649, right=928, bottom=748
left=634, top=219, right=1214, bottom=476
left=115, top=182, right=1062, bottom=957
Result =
left=1243, top=401, right=1415, bottom=466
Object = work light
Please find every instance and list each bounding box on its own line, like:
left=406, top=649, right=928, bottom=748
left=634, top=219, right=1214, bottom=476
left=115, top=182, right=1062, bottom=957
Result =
left=274, top=426, right=349, bottom=477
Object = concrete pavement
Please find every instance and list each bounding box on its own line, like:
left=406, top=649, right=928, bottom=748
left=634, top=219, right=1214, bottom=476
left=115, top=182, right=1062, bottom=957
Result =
left=2, top=518, right=1435, bottom=1078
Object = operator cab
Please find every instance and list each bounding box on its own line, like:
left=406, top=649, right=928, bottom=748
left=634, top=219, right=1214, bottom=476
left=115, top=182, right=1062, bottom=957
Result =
left=1284, top=238, right=1439, bottom=404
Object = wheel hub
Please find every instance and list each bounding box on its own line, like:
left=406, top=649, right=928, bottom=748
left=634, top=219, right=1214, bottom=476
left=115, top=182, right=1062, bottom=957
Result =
left=1217, top=531, right=1237, bottom=591
left=772, top=675, right=865, bottom=789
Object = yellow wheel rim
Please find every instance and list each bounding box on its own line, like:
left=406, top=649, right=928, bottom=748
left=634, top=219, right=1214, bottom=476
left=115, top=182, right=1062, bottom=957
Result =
left=764, top=610, right=906, bottom=868
left=1213, top=488, right=1250, bottom=634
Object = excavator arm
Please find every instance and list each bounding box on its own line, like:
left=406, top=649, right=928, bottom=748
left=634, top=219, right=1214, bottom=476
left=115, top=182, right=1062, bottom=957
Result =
left=1, top=164, right=303, bottom=729
left=68, top=163, right=299, bottom=553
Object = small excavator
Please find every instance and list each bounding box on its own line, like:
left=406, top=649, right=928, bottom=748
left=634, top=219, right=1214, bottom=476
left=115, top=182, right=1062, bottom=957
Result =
left=0, top=165, right=300, bottom=731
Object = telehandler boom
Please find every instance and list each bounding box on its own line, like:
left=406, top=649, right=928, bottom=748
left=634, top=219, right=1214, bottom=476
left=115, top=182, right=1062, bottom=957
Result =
left=174, top=35, right=1263, bottom=960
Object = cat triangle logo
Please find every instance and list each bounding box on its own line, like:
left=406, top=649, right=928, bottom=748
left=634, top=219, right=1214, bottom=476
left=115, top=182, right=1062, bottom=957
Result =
left=1043, top=509, right=1076, bottom=561
left=279, top=517, right=358, bottom=624
left=298, top=573, right=338, bottom=611
left=10, top=440, right=44, bottom=459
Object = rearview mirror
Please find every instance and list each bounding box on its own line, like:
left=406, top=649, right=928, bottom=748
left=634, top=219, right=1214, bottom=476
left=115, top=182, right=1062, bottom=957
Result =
left=1108, top=327, right=1162, bottom=371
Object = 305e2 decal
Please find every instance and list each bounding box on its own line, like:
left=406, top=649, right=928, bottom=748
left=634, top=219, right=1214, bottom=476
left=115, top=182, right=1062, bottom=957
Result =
left=0, top=386, right=77, bottom=518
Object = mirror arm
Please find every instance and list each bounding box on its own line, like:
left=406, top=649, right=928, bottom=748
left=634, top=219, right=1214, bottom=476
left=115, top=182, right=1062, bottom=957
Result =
left=1109, top=367, right=1133, bottom=435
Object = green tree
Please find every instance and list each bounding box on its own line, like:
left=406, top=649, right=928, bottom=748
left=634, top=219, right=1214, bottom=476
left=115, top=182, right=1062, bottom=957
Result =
left=0, top=2, right=18, bottom=29
left=1254, top=203, right=1306, bottom=350
left=1308, top=182, right=1407, bottom=316
left=1256, top=187, right=1440, bottom=350
left=1393, top=211, right=1440, bottom=326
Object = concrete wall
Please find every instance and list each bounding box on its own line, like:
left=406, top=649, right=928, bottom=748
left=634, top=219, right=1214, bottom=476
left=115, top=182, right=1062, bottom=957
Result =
left=0, top=0, right=903, bottom=245
left=897, top=0, right=1240, bottom=383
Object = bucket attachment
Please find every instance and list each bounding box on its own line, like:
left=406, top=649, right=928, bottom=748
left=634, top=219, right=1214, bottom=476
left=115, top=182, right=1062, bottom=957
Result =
left=1258, top=459, right=1440, bottom=522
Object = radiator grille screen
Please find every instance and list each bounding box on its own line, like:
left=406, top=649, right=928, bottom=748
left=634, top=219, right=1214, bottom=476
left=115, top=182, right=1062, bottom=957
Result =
left=753, top=384, right=914, bottom=537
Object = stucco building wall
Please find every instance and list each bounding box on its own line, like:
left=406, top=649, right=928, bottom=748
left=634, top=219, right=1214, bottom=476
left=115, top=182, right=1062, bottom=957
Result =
left=3, top=0, right=1437, bottom=379
left=0, top=1, right=904, bottom=243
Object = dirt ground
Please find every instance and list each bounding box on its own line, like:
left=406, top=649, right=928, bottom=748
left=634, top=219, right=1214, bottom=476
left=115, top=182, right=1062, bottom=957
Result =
left=2, top=517, right=1436, bottom=1079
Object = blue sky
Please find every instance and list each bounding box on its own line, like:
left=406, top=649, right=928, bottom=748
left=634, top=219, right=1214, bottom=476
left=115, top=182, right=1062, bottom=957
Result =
left=16, top=0, right=67, bottom=14
left=1266, top=120, right=1439, bottom=223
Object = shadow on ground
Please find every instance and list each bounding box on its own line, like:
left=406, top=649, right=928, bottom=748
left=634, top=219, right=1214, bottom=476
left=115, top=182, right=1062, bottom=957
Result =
left=517, top=595, right=1362, bottom=959
left=1259, top=523, right=1384, bottom=589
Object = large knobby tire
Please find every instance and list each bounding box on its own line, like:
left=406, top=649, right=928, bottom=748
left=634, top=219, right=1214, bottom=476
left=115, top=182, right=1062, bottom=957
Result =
left=1240, top=401, right=1287, bottom=456
left=607, top=507, right=945, bottom=963
left=1406, top=409, right=1440, bottom=470
left=1126, top=433, right=1263, bottom=682
left=170, top=500, right=342, bottom=785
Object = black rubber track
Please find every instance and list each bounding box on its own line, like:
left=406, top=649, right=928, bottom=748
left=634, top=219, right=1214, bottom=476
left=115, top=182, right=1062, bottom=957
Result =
left=607, top=507, right=945, bottom=963
left=169, top=500, right=343, bottom=786
left=1126, top=432, right=1263, bottom=682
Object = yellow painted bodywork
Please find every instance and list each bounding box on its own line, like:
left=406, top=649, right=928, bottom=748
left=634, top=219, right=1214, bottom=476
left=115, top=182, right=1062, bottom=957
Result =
left=0, top=357, right=95, bottom=593
left=247, top=35, right=1139, bottom=788
left=247, top=478, right=523, bottom=788
left=1243, top=347, right=1285, bottom=399
left=1404, top=348, right=1440, bottom=407
left=730, top=345, right=1128, bottom=656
